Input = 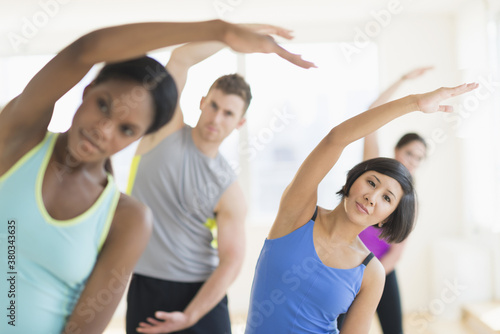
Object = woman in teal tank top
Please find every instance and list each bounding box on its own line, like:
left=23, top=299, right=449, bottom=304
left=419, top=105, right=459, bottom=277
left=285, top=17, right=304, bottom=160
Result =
left=246, top=82, right=478, bottom=333
left=0, top=21, right=314, bottom=334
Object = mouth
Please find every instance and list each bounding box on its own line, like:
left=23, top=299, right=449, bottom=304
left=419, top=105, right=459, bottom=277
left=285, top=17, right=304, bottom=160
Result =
left=206, top=125, right=218, bottom=133
left=80, top=129, right=104, bottom=154
left=356, top=202, right=369, bottom=215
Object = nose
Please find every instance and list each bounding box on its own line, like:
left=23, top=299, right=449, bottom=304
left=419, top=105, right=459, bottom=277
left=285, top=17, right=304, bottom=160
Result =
left=93, top=117, right=114, bottom=143
left=364, top=193, right=375, bottom=206
left=212, top=110, right=224, bottom=125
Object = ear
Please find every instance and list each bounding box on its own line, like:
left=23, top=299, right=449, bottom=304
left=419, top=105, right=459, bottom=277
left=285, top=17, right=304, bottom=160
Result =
left=236, top=117, right=246, bottom=130
left=200, top=96, right=206, bottom=109
left=379, top=217, right=389, bottom=227
left=342, top=185, right=348, bottom=197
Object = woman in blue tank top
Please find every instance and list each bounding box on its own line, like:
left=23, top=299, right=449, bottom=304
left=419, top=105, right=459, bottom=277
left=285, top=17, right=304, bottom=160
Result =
left=246, top=82, right=478, bottom=333
left=0, top=21, right=314, bottom=333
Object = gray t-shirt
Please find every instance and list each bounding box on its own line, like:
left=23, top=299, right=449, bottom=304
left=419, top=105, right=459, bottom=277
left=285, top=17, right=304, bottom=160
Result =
left=130, top=125, right=237, bottom=282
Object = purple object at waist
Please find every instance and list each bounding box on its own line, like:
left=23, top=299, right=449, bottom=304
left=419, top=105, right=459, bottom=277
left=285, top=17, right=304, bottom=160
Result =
left=359, top=226, right=390, bottom=259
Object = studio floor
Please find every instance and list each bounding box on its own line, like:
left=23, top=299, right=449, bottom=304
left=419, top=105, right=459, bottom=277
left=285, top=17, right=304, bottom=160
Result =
left=104, top=313, right=476, bottom=334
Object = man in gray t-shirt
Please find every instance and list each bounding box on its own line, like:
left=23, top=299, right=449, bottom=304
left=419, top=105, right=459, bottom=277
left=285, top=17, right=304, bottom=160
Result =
left=126, top=40, right=252, bottom=334
left=126, top=24, right=309, bottom=333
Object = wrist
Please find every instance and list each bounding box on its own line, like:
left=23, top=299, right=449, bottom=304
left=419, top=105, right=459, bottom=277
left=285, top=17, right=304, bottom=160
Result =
left=212, top=19, right=230, bottom=43
left=405, top=94, right=420, bottom=113
left=183, top=308, right=200, bottom=327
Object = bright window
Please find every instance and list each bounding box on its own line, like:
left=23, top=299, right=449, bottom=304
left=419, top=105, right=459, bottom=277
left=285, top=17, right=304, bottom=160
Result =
left=243, top=42, right=379, bottom=222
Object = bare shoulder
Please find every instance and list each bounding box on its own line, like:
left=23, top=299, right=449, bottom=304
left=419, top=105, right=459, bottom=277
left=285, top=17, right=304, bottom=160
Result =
left=135, top=120, right=185, bottom=155
left=361, top=254, right=385, bottom=290
left=216, top=181, right=247, bottom=216
left=111, top=193, right=153, bottom=238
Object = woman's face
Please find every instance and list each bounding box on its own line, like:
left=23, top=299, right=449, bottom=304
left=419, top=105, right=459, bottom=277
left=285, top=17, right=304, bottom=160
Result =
left=394, top=140, right=426, bottom=175
left=344, top=171, right=403, bottom=228
left=68, top=79, right=154, bottom=163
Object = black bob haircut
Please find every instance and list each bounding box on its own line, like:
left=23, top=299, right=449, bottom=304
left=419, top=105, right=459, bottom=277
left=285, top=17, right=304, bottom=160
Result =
left=94, top=56, right=178, bottom=135
left=336, top=157, right=416, bottom=243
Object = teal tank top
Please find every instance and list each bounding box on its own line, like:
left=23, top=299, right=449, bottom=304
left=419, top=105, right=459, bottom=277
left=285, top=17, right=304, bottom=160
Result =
left=245, top=208, right=374, bottom=333
left=0, top=132, right=120, bottom=333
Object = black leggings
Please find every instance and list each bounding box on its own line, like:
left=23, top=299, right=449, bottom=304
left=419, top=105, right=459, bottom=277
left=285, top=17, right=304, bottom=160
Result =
left=126, top=274, right=231, bottom=334
left=337, top=270, right=402, bottom=334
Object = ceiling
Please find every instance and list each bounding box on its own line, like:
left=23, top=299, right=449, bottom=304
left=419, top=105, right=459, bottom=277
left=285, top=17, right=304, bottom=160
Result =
left=0, top=0, right=476, bottom=55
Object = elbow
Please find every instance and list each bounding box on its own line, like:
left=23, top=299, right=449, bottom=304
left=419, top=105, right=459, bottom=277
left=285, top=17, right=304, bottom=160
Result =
left=220, top=247, right=245, bottom=280
left=72, top=31, right=104, bottom=66
left=141, top=206, right=154, bottom=239
left=325, top=128, right=348, bottom=148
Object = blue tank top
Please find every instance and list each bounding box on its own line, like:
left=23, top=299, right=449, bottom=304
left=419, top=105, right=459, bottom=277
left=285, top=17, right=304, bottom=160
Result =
left=245, top=209, right=374, bottom=333
left=0, top=132, right=120, bottom=333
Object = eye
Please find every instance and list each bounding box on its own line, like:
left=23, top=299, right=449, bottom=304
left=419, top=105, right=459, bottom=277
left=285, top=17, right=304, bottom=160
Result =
left=98, top=98, right=110, bottom=115
left=120, top=125, right=135, bottom=137
left=368, top=180, right=375, bottom=187
left=225, top=111, right=234, bottom=117
left=383, top=195, right=391, bottom=203
left=211, top=102, right=217, bottom=110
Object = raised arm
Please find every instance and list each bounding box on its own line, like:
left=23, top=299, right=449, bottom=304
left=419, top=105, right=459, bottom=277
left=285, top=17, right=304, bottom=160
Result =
left=363, top=66, right=433, bottom=160
left=136, top=181, right=247, bottom=333
left=0, top=20, right=314, bottom=152
left=135, top=41, right=228, bottom=155
left=271, top=83, right=478, bottom=237
left=137, top=24, right=296, bottom=154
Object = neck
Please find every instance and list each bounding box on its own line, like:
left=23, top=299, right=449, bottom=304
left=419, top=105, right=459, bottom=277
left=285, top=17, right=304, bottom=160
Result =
left=191, top=126, right=220, bottom=159
left=322, top=204, right=366, bottom=244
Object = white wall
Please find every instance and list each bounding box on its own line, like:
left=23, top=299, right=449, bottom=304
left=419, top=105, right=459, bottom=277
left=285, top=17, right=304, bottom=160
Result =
left=377, top=13, right=463, bottom=316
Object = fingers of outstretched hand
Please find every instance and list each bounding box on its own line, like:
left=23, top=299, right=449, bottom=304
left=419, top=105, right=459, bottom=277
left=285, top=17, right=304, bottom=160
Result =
left=438, top=105, right=453, bottom=113
left=439, top=83, right=478, bottom=98
left=258, top=24, right=294, bottom=39
left=452, top=82, right=479, bottom=95
left=240, top=24, right=294, bottom=39
left=154, top=311, right=174, bottom=320
left=274, top=45, right=317, bottom=69
left=420, top=83, right=478, bottom=113
left=137, top=323, right=156, bottom=333
left=224, top=25, right=316, bottom=68
left=146, top=317, right=163, bottom=325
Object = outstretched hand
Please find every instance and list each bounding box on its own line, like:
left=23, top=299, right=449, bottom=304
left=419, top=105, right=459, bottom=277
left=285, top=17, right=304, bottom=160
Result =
left=222, top=23, right=316, bottom=69
left=402, top=66, right=434, bottom=80
left=136, top=311, right=192, bottom=333
left=415, top=83, right=478, bottom=113
left=239, top=23, right=295, bottom=40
